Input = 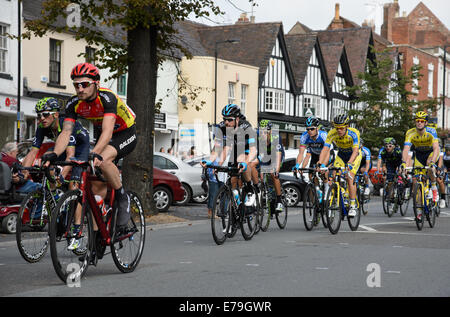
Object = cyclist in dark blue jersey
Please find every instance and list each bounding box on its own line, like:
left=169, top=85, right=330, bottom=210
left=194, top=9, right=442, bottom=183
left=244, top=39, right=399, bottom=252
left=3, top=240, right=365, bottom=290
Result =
left=358, top=139, right=372, bottom=196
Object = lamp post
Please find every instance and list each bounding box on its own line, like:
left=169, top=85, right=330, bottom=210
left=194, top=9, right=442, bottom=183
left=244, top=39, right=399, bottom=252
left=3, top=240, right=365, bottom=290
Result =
left=443, top=45, right=448, bottom=130
left=214, top=39, right=240, bottom=125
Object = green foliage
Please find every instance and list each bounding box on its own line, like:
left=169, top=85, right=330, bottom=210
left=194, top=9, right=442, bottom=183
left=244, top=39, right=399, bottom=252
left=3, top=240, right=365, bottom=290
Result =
left=344, top=46, right=440, bottom=150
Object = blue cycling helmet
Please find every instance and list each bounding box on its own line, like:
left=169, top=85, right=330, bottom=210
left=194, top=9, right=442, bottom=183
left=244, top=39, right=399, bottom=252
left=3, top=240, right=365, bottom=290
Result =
left=222, top=104, right=241, bottom=118
left=305, top=116, right=320, bottom=128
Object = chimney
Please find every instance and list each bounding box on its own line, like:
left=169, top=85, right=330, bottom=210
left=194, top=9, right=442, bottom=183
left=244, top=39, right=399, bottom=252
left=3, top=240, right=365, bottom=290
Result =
left=381, top=0, right=400, bottom=41
left=330, top=3, right=344, bottom=30
left=236, top=12, right=250, bottom=24
left=250, top=15, right=255, bottom=23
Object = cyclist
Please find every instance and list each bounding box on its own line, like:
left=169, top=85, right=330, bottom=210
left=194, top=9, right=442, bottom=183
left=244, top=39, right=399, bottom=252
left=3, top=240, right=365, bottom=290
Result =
left=41, top=62, right=137, bottom=233
left=435, top=142, right=446, bottom=208
left=252, top=119, right=285, bottom=212
left=376, top=137, right=403, bottom=190
left=22, top=97, right=90, bottom=188
left=401, top=111, right=440, bottom=210
left=204, top=104, right=258, bottom=207
left=317, top=114, right=362, bottom=217
left=358, top=138, right=372, bottom=197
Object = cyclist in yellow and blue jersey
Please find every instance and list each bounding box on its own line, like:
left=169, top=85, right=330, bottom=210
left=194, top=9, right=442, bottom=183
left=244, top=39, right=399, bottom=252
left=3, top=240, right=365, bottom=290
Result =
left=401, top=111, right=440, bottom=204
left=317, top=114, right=362, bottom=217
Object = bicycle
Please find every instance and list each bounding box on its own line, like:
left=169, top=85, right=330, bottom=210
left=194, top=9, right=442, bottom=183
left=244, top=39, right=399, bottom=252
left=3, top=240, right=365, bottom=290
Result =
left=381, top=172, right=409, bottom=217
left=445, top=171, right=450, bottom=208
left=257, top=169, right=288, bottom=232
left=406, top=166, right=437, bottom=230
left=48, top=159, right=146, bottom=284
left=323, top=167, right=361, bottom=234
left=294, top=167, right=328, bottom=231
left=355, top=172, right=370, bottom=216
left=15, top=165, right=66, bottom=263
left=206, top=164, right=260, bottom=245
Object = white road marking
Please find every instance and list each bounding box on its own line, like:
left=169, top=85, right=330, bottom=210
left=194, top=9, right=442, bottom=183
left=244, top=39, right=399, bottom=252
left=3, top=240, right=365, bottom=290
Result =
left=359, top=225, right=377, bottom=232
left=179, top=261, right=192, bottom=264
left=184, top=241, right=193, bottom=244
left=246, top=264, right=260, bottom=267
left=392, top=246, right=403, bottom=248
left=386, top=271, right=401, bottom=274
left=315, top=267, right=329, bottom=270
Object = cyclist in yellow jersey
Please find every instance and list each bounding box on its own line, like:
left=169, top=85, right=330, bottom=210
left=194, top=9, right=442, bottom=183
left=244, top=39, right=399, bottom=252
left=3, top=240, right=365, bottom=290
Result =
left=401, top=111, right=440, bottom=203
left=317, top=114, right=362, bottom=217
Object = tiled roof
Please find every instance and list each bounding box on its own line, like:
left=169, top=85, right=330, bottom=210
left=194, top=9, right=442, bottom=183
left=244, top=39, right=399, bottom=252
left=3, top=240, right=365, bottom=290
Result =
left=284, top=33, right=318, bottom=89
left=320, top=42, right=344, bottom=85
left=318, top=27, right=373, bottom=85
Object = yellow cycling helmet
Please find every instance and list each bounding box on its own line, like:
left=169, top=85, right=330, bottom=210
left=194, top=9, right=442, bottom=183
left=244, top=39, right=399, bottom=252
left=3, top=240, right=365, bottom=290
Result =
left=414, top=111, right=428, bottom=121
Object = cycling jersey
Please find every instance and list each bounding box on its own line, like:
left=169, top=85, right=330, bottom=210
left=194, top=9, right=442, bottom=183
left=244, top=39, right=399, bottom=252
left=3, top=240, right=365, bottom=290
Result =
left=378, top=146, right=402, bottom=167
left=32, top=117, right=86, bottom=150
left=300, top=130, right=328, bottom=156
left=65, top=87, right=136, bottom=134
left=257, top=133, right=285, bottom=167
left=443, top=152, right=450, bottom=169
left=324, top=127, right=360, bottom=153
left=361, top=146, right=371, bottom=165
left=404, top=127, right=438, bottom=152
left=217, top=120, right=257, bottom=165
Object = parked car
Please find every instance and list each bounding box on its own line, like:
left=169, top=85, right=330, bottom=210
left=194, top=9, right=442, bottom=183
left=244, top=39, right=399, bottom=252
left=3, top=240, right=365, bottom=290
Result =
left=154, top=152, right=206, bottom=205
left=153, top=167, right=185, bottom=212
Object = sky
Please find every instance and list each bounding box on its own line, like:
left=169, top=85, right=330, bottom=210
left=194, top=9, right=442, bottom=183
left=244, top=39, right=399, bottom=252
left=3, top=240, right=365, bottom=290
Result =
left=190, top=0, right=450, bottom=34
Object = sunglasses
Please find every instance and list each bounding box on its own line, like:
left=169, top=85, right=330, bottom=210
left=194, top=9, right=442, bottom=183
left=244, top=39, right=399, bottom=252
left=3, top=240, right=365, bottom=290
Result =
left=415, top=120, right=426, bottom=123
left=73, top=81, right=95, bottom=89
left=37, top=112, right=52, bottom=119
left=224, top=118, right=235, bottom=122
left=306, top=127, right=316, bottom=131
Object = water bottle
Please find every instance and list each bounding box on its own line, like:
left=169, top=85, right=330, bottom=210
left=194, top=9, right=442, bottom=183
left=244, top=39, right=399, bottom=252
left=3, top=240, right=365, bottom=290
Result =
left=316, top=186, right=323, bottom=204
left=95, top=195, right=108, bottom=217
left=232, top=189, right=241, bottom=205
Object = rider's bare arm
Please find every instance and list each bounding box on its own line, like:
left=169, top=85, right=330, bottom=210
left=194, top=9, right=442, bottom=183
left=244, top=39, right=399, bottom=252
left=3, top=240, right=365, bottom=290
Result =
left=92, top=115, right=115, bottom=155
left=53, top=120, right=75, bottom=157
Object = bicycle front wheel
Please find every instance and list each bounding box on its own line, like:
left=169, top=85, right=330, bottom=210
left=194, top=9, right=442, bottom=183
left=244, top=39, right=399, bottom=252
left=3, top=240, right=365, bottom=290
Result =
left=16, top=189, right=49, bottom=263
left=426, top=201, right=437, bottom=228
left=259, top=184, right=271, bottom=232
left=240, top=188, right=259, bottom=240
left=302, top=184, right=316, bottom=231
left=111, top=191, right=146, bottom=273
left=386, top=183, right=396, bottom=218
left=325, top=183, right=341, bottom=234
left=347, top=201, right=361, bottom=231
left=211, top=186, right=232, bottom=245
left=412, top=184, right=425, bottom=231
left=49, top=190, right=92, bottom=284
left=276, top=189, right=288, bottom=229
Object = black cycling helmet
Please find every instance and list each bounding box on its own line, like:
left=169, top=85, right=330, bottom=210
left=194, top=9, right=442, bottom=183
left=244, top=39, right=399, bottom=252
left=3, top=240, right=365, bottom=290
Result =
left=222, top=104, right=241, bottom=118
left=306, top=116, right=320, bottom=128
left=333, top=114, right=349, bottom=127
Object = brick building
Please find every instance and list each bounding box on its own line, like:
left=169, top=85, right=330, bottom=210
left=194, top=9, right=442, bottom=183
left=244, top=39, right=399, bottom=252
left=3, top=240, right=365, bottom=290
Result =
left=381, top=0, right=450, bottom=129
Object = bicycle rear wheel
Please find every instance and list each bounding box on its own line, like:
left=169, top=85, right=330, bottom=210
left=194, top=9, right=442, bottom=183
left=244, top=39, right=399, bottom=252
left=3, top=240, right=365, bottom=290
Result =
left=325, top=183, right=341, bottom=234
left=302, top=184, right=316, bottom=231
left=211, top=186, right=231, bottom=245
left=276, top=188, right=288, bottom=229
left=49, top=190, right=92, bottom=284
left=259, top=184, right=271, bottom=232
left=16, top=189, right=49, bottom=263
left=110, top=191, right=146, bottom=273
left=412, top=184, right=424, bottom=231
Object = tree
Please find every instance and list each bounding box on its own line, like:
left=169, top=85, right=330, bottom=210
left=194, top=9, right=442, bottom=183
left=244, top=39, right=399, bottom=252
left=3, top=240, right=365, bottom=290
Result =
left=22, top=0, right=222, bottom=214
left=345, top=46, right=440, bottom=151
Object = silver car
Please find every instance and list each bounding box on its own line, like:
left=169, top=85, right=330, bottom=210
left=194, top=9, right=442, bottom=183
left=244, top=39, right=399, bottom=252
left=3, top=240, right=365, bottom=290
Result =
left=154, top=152, right=206, bottom=205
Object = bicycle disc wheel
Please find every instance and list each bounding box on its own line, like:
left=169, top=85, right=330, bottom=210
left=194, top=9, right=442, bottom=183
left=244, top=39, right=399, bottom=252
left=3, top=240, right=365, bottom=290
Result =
left=111, top=191, right=146, bottom=273
left=16, top=189, right=49, bottom=263
left=259, top=184, right=271, bottom=232
left=412, top=185, right=424, bottom=231
left=211, top=186, right=231, bottom=245
left=49, top=190, right=92, bottom=284
left=325, top=183, right=341, bottom=235
left=276, top=189, right=288, bottom=229
left=302, top=185, right=316, bottom=231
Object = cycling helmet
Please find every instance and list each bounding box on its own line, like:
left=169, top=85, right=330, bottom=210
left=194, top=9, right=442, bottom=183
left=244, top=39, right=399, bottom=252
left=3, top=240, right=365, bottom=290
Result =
left=70, top=62, right=100, bottom=80
left=414, top=111, right=428, bottom=122
left=259, top=119, right=272, bottom=129
left=222, top=104, right=241, bottom=118
left=305, top=116, right=320, bottom=128
left=383, top=137, right=396, bottom=146
left=333, top=114, right=349, bottom=126
left=35, top=97, right=60, bottom=113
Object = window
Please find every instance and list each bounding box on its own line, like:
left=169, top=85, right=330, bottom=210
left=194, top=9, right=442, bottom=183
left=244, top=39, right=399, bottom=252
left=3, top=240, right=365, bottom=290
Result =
left=0, top=24, right=9, bottom=73
left=303, top=95, right=320, bottom=117
left=153, top=155, right=178, bottom=170
left=412, top=56, right=419, bottom=94
left=428, top=64, right=434, bottom=97
left=228, top=82, right=235, bottom=105
left=85, top=46, right=96, bottom=64
left=49, top=39, right=62, bottom=84
left=240, top=84, right=247, bottom=115
left=117, top=74, right=127, bottom=96
left=264, top=89, right=285, bottom=113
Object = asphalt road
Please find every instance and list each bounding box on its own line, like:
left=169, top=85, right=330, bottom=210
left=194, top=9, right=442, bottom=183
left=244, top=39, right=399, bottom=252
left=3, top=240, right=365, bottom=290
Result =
left=1, top=196, right=450, bottom=297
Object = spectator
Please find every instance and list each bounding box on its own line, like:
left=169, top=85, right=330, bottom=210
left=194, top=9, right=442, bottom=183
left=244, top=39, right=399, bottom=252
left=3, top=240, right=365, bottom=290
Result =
left=167, top=147, right=174, bottom=155
left=159, top=147, right=165, bottom=153
left=189, top=146, right=196, bottom=159
left=1, top=142, right=41, bottom=193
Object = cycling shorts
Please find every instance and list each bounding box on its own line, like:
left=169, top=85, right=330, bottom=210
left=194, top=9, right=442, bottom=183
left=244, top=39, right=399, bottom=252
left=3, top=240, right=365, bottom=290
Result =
left=105, top=124, right=137, bottom=161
